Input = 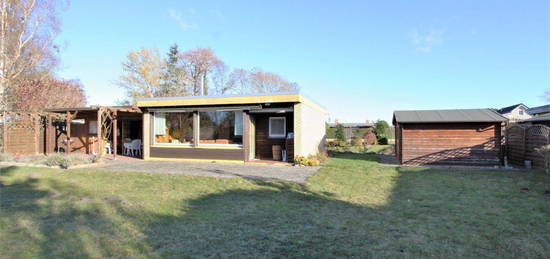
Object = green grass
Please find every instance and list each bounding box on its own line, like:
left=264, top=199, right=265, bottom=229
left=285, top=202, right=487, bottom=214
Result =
left=1, top=152, right=549, bottom=258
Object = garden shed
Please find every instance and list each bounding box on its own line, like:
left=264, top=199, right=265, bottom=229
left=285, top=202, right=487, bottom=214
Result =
left=393, top=109, right=507, bottom=166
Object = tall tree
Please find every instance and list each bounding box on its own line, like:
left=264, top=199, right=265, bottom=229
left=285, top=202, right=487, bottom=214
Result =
left=0, top=0, right=66, bottom=110
left=117, top=47, right=165, bottom=103
left=162, top=43, right=190, bottom=96
left=11, top=77, right=86, bottom=112
left=180, top=47, right=223, bottom=96
left=374, top=120, right=390, bottom=137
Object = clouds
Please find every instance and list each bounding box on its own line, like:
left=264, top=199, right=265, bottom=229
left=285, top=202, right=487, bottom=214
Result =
left=168, top=9, right=198, bottom=31
left=408, top=29, right=445, bottom=52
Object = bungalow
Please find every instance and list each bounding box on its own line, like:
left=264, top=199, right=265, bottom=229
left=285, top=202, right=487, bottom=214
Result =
left=138, top=92, right=326, bottom=163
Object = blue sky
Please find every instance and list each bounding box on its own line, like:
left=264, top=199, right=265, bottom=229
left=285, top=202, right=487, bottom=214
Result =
left=56, top=0, right=550, bottom=122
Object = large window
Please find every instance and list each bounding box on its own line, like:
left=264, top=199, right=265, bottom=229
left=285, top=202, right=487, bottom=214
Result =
left=199, top=111, right=243, bottom=145
left=269, top=117, right=286, bottom=138
left=154, top=112, right=193, bottom=144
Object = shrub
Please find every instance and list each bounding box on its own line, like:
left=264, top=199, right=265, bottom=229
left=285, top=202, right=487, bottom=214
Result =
left=44, top=154, right=65, bottom=167
left=535, top=145, right=550, bottom=173
left=44, top=154, right=80, bottom=169
left=378, top=137, right=388, bottom=145
left=294, top=156, right=321, bottom=166
left=0, top=153, right=14, bottom=162
left=315, top=152, right=329, bottom=163
left=351, top=136, right=363, bottom=146
left=59, top=157, right=72, bottom=169
left=326, top=140, right=348, bottom=148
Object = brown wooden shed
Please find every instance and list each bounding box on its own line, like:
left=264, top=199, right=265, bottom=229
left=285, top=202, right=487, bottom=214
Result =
left=393, top=109, right=508, bottom=166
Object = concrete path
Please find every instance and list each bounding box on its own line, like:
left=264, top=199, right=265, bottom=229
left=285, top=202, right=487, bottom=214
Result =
left=91, top=160, right=320, bottom=183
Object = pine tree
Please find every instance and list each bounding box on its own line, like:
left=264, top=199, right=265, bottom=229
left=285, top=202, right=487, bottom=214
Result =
left=335, top=124, right=346, bottom=143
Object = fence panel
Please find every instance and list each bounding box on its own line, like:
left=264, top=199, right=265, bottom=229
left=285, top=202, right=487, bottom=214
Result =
left=506, top=124, right=550, bottom=169
left=506, top=125, right=526, bottom=167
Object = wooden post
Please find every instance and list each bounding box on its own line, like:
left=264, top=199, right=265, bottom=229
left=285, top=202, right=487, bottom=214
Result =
left=46, top=113, right=52, bottom=154
left=113, top=110, right=118, bottom=159
left=66, top=111, right=71, bottom=154
left=2, top=111, right=7, bottom=153
left=193, top=111, right=200, bottom=147
left=121, top=119, right=125, bottom=155
left=97, top=109, right=102, bottom=157
left=243, top=111, right=250, bottom=162
left=34, top=115, right=39, bottom=154
left=142, top=112, right=150, bottom=159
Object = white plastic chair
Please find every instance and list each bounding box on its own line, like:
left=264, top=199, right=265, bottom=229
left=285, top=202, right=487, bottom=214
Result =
left=128, top=139, right=141, bottom=157
left=105, top=141, right=112, bottom=155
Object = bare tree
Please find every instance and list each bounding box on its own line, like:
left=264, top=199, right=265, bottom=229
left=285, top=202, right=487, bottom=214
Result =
left=180, top=47, right=223, bottom=96
left=248, top=68, right=298, bottom=93
left=11, top=76, right=86, bottom=112
left=223, top=68, right=248, bottom=94
left=117, top=47, right=165, bottom=103
left=0, top=0, right=66, bottom=110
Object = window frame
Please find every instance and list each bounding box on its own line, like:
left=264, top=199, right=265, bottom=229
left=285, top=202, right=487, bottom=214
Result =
left=152, top=111, right=194, bottom=146
left=152, top=110, right=244, bottom=147
left=269, top=117, right=286, bottom=139
left=198, top=110, right=243, bottom=147
left=88, top=120, right=97, bottom=135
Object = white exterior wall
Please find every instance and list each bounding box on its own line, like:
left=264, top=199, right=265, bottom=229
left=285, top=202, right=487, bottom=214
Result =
left=503, top=107, right=532, bottom=122
left=294, top=102, right=327, bottom=157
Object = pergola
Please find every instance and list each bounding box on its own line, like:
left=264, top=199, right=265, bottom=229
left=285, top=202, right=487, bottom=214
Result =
left=45, top=106, right=142, bottom=158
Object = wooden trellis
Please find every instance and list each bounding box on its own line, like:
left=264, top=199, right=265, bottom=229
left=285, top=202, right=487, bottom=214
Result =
left=505, top=124, right=550, bottom=169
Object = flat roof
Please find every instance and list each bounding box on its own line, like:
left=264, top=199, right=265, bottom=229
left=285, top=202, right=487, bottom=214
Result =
left=136, top=91, right=326, bottom=113
left=393, top=108, right=508, bottom=123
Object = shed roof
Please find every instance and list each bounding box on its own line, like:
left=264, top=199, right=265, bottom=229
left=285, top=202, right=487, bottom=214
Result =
left=393, top=109, right=507, bottom=124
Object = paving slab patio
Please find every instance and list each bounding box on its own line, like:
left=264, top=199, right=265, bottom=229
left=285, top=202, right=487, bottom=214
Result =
left=92, top=159, right=320, bottom=183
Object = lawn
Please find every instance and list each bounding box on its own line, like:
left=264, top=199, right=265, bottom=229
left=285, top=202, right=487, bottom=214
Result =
left=1, top=151, right=549, bottom=258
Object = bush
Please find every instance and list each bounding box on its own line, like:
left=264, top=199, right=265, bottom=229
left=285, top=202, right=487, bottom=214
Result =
left=44, top=154, right=65, bottom=167
left=326, top=140, right=348, bottom=148
left=378, top=137, right=388, bottom=145
left=44, top=154, right=80, bottom=169
left=351, top=136, right=363, bottom=146
left=315, top=152, right=329, bottom=163
left=294, top=156, right=321, bottom=166
left=59, top=157, right=72, bottom=169
left=0, top=153, right=14, bottom=162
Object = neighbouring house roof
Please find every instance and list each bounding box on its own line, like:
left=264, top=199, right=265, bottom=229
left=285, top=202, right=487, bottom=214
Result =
left=520, top=113, right=550, bottom=123
left=393, top=109, right=508, bottom=124
left=497, top=103, right=528, bottom=114
left=327, top=122, right=374, bottom=128
left=136, top=91, right=326, bottom=113
left=527, top=104, right=550, bottom=115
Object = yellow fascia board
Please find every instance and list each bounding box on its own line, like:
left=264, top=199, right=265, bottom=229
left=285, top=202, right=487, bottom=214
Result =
left=138, top=94, right=301, bottom=107
left=145, top=157, right=244, bottom=164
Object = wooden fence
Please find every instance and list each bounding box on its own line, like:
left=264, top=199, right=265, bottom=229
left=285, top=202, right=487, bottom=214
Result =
left=506, top=124, right=550, bottom=169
